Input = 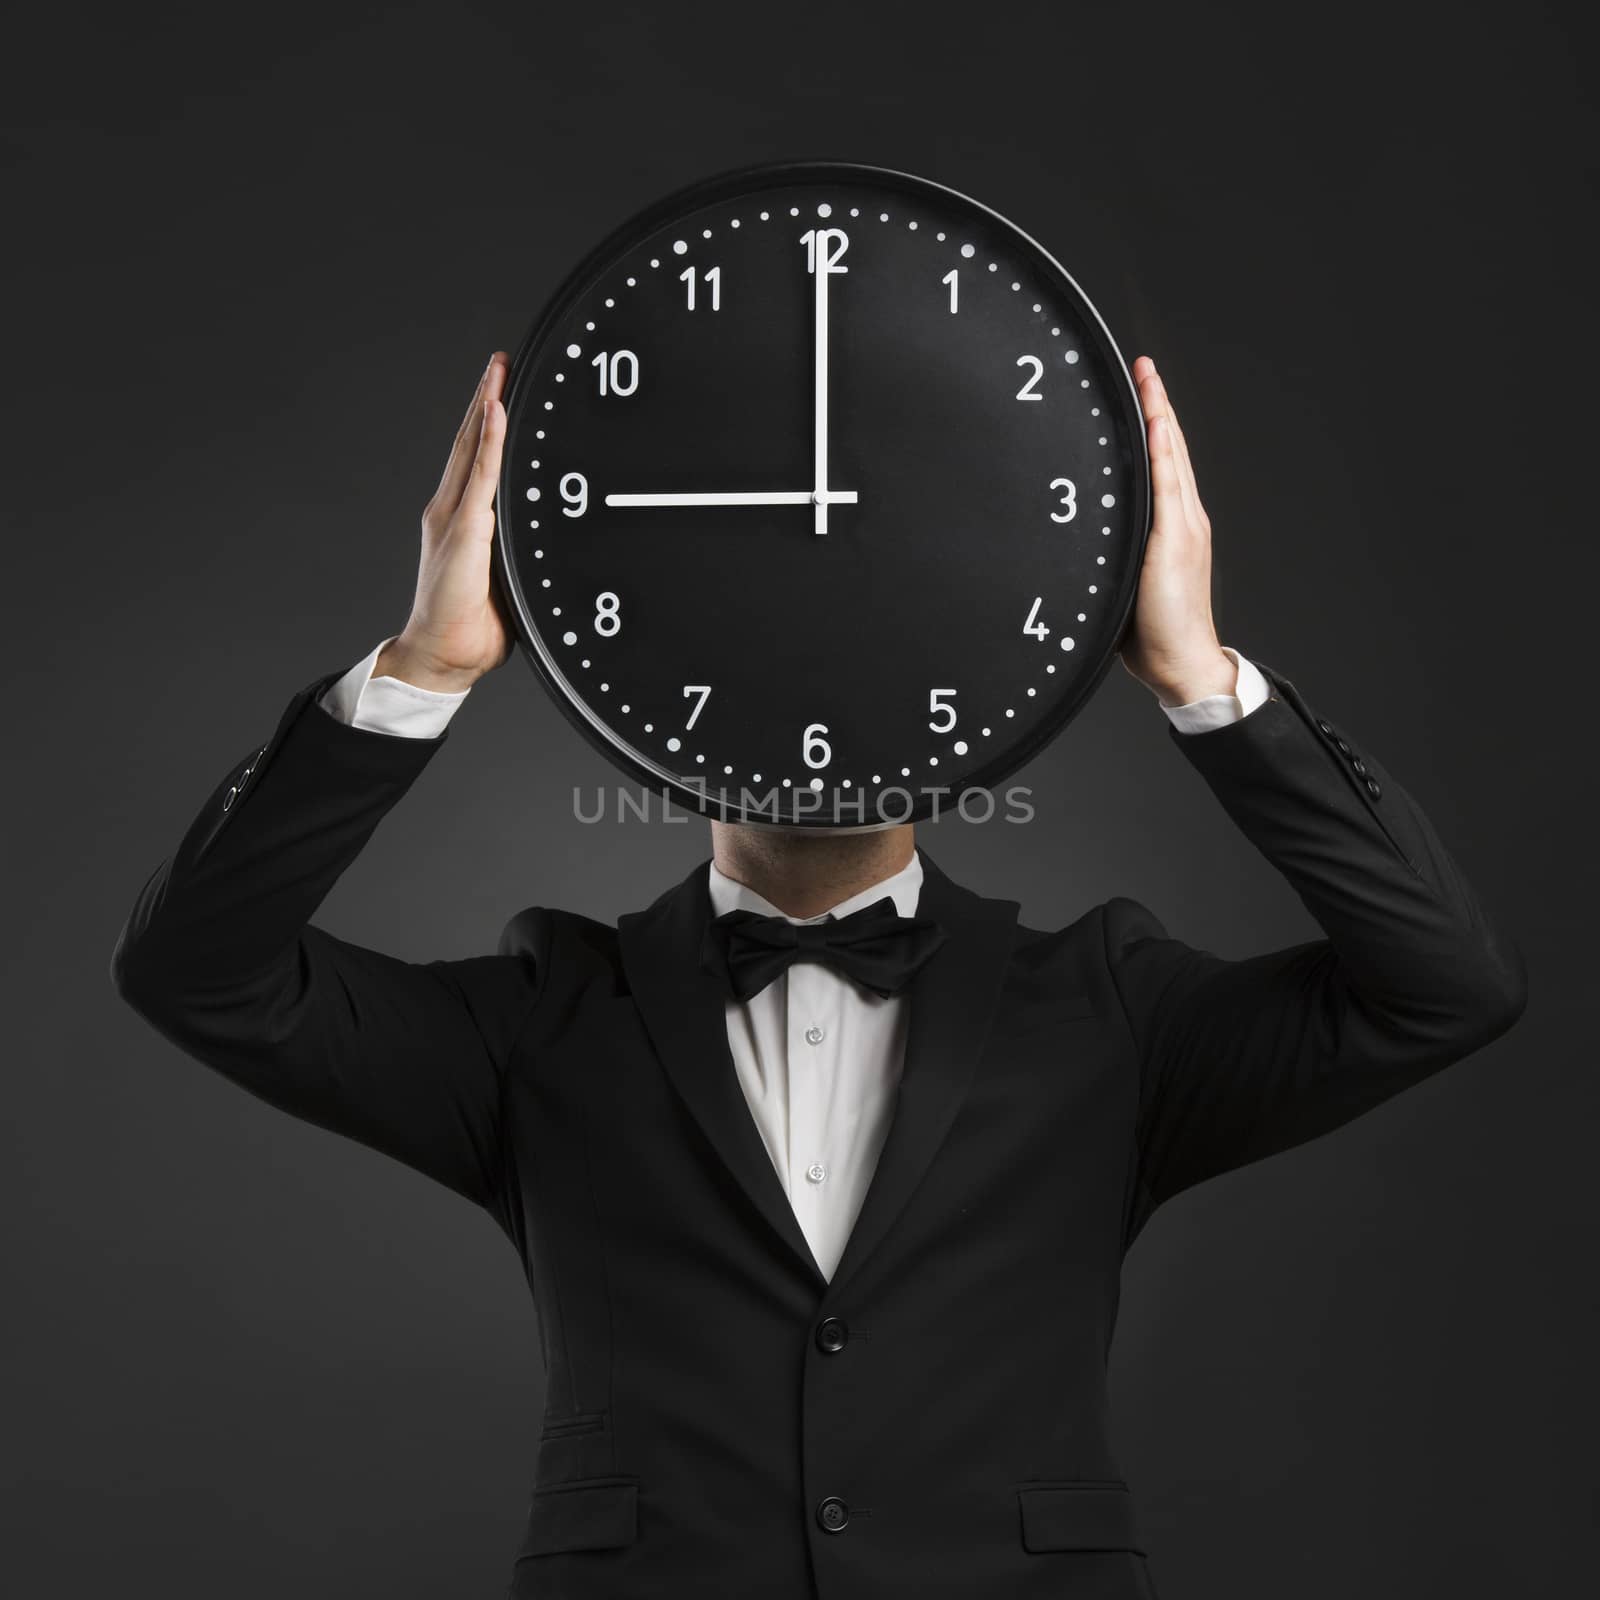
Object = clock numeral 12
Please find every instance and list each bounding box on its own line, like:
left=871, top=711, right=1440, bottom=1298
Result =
left=800, top=229, right=849, bottom=274
left=592, top=350, right=640, bottom=397
left=679, top=265, right=721, bottom=311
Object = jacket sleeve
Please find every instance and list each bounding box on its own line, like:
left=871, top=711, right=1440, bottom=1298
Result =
left=109, top=660, right=543, bottom=1217
left=1105, top=657, right=1527, bottom=1233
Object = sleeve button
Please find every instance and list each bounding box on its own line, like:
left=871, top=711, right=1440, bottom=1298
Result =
left=1351, top=757, right=1367, bottom=776
left=1316, top=719, right=1333, bottom=735
left=1335, top=737, right=1352, bottom=755
left=1364, top=777, right=1382, bottom=798
left=222, top=785, right=237, bottom=810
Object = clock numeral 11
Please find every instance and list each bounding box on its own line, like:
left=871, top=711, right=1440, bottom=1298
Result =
left=679, top=265, right=721, bottom=311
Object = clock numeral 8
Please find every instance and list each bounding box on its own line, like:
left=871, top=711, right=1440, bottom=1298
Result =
left=1049, top=477, right=1077, bottom=523
left=591, top=350, right=640, bottom=397
left=803, top=722, right=832, bottom=769
left=594, top=591, right=622, bottom=636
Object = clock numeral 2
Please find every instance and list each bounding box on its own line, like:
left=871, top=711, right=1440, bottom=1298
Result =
left=1015, top=356, right=1044, bottom=401
left=592, top=350, right=639, bottom=397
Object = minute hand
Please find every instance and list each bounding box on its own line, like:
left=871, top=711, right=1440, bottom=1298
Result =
left=603, top=491, right=859, bottom=508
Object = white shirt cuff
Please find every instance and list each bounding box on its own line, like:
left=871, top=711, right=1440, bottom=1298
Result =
left=1159, top=645, right=1270, bottom=734
left=316, top=635, right=471, bottom=739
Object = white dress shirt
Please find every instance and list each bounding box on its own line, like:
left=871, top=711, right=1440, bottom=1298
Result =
left=316, top=636, right=1269, bottom=1278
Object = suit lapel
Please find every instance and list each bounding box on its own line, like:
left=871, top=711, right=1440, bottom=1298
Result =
left=824, top=846, right=1019, bottom=1297
left=616, top=847, right=1020, bottom=1299
left=619, top=858, right=830, bottom=1289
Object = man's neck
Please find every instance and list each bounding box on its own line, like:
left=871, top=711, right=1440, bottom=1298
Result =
left=708, top=821, right=916, bottom=920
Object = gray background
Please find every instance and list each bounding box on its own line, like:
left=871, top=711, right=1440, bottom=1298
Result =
left=5, top=2, right=1592, bottom=1594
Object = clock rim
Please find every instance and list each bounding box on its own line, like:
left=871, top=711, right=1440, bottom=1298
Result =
left=494, top=158, right=1152, bottom=831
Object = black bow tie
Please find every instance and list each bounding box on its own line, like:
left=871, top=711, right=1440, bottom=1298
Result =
left=701, top=895, right=948, bottom=1003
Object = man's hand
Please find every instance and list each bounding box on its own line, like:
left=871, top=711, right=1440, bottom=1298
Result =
left=376, top=352, right=513, bottom=694
left=1118, top=356, right=1238, bottom=707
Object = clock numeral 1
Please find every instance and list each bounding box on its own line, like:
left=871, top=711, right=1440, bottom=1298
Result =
left=594, top=591, right=622, bottom=636
left=1049, top=477, right=1077, bottom=523
left=1023, top=597, right=1051, bottom=640
left=928, top=688, right=958, bottom=732
left=679, top=265, right=721, bottom=311
left=560, top=472, right=588, bottom=517
left=1015, top=356, right=1044, bottom=401
left=943, top=268, right=958, bottom=313
left=591, top=350, right=639, bottom=397
left=683, top=685, right=711, bottom=729
left=803, top=722, right=832, bottom=769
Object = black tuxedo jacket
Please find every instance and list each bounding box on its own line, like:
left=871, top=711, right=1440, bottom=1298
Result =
left=111, top=655, right=1526, bottom=1599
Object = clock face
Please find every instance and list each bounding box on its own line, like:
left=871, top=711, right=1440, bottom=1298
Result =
left=497, top=162, right=1150, bottom=828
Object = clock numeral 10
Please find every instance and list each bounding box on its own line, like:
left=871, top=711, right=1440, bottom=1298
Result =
left=591, top=350, right=640, bottom=397
left=803, top=722, right=832, bottom=769
left=928, top=688, right=958, bottom=732
left=679, top=265, right=721, bottom=311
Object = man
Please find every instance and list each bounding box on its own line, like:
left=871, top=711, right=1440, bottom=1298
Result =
left=111, top=350, right=1527, bottom=1598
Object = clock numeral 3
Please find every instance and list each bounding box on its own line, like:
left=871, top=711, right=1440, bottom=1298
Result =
left=1049, top=477, right=1077, bottom=523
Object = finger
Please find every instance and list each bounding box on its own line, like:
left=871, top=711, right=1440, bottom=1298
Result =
left=1147, top=411, right=1186, bottom=531
left=1153, top=373, right=1207, bottom=530
left=433, top=352, right=504, bottom=516
left=457, top=386, right=507, bottom=528
left=1138, top=365, right=1204, bottom=532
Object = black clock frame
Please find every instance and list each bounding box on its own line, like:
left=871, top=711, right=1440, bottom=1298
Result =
left=494, top=159, right=1152, bottom=829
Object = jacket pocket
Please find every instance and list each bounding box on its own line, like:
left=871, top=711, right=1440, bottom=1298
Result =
left=1016, top=1479, right=1145, bottom=1555
left=516, top=1476, right=639, bottom=1559
left=539, top=1409, right=608, bottom=1441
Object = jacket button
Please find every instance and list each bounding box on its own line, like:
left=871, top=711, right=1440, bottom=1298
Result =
left=816, top=1317, right=849, bottom=1353
left=223, top=784, right=237, bottom=810
left=1365, top=777, right=1382, bottom=798
left=1351, top=757, right=1367, bottom=776
left=817, top=1496, right=849, bottom=1533
left=1316, top=719, right=1333, bottom=735
left=1335, top=736, right=1351, bottom=755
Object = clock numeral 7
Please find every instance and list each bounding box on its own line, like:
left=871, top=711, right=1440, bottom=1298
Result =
left=591, top=350, right=640, bottom=397
left=683, top=685, right=711, bottom=729
left=928, top=688, right=958, bottom=732
left=679, top=265, right=721, bottom=311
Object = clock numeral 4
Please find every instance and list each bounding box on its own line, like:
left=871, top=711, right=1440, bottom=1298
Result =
left=1023, top=597, right=1051, bottom=640
left=803, top=722, right=832, bottom=769
left=683, top=685, right=711, bottom=729
left=594, top=591, right=622, bottom=636
left=1015, top=356, right=1044, bottom=401
left=928, top=688, right=958, bottom=732
left=591, top=350, right=640, bottom=397
left=679, top=265, right=721, bottom=311
left=800, top=228, right=849, bottom=274
left=1049, top=477, right=1077, bottom=523
left=560, top=472, right=588, bottom=517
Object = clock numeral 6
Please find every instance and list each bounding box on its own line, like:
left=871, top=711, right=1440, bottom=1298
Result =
left=1049, top=477, right=1077, bottom=523
left=803, top=722, right=832, bottom=769
left=928, top=688, right=958, bottom=732
left=1015, top=356, right=1044, bottom=401
left=560, top=472, right=588, bottom=517
left=679, top=265, right=721, bottom=311
left=594, top=591, right=622, bottom=636
left=1023, top=597, right=1051, bottom=640
left=591, top=350, right=639, bottom=397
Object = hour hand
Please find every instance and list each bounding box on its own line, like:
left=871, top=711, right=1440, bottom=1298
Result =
left=603, top=490, right=858, bottom=508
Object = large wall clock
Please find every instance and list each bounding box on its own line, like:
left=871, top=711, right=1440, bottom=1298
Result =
left=496, top=161, right=1151, bottom=828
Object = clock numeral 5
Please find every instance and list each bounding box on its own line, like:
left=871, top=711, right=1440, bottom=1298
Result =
left=1049, top=477, right=1077, bottom=523
left=1023, top=597, right=1051, bottom=640
left=803, top=722, right=832, bottom=769
left=591, top=350, right=640, bottom=397
left=560, top=473, right=588, bottom=517
left=679, top=265, right=721, bottom=311
left=928, top=688, right=958, bottom=732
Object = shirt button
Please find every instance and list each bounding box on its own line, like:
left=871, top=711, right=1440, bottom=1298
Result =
left=806, top=1162, right=827, bottom=1184
left=805, top=1024, right=825, bottom=1045
left=817, top=1496, right=849, bottom=1533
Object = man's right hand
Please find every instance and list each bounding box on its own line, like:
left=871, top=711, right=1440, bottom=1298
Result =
left=376, top=352, right=512, bottom=694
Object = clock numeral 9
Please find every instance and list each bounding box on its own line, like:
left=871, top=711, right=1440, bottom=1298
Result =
left=803, top=722, right=832, bottom=769
left=594, top=591, right=622, bottom=636
left=800, top=228, right=849, bottom=274
left=928, top=688, right=958, bottom=732
left=560, top=472, right=588, bottom=517
left=1015, top=356, right=1044, bottom=401
left=1023, top=597, right=1051, bottom=640
left=1049, top=477, right=1077, bottom=523
left=591, top=350, right=640, bottom=397
left=679, top=265, right=721, bottom=311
